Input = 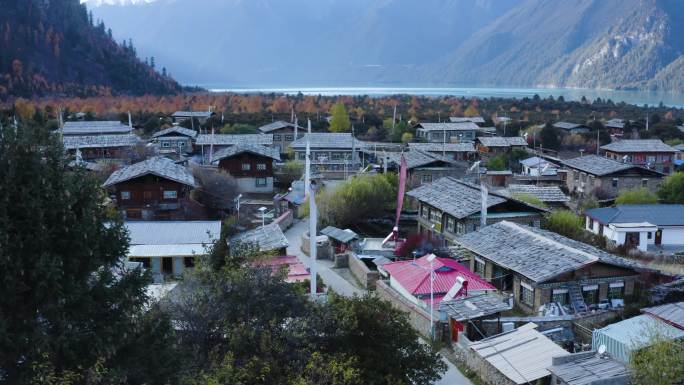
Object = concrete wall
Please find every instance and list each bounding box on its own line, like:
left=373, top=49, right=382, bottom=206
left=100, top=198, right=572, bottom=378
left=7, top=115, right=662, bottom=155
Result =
left=375, top=280, right=438, bottom=338
left=236, top=176, right=274, bottom=193
left=348, top=255, right=380, bottom=290
left=273, top=209, right=293, bottom=231
left=300, top=231, right=332, bottom=260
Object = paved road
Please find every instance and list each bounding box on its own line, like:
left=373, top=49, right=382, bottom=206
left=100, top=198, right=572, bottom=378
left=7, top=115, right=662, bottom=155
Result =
left=284, top=219, right=474, bottom=385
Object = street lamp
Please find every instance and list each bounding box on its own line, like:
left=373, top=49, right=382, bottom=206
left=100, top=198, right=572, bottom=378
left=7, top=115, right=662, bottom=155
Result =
left=258, top=206, right=267, bottom=228
left=411, top=253, right=437, bottom=340
left=234, top=194, right=242, bottom=221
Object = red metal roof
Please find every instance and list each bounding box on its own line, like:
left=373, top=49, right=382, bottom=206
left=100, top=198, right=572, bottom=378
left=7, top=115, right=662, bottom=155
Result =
left=254, top=255, right=310, bottom=283
left=383, top=255, right=495, bottom=299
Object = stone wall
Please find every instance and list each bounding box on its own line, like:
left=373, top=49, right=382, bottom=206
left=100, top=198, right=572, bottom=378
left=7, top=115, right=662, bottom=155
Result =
left=273, top=209, right=293, bottom=231
left=459, top=342, right=519, bottom=385
left=375, top=280, right=437, bottom=338
left=348, top=255, right=380, bottom=290
left=300, top=231, right=332, bottom=260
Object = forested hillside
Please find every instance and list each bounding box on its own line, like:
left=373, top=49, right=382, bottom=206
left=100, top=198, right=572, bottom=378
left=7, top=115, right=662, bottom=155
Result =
left=0, top=0, right=181, bottom=100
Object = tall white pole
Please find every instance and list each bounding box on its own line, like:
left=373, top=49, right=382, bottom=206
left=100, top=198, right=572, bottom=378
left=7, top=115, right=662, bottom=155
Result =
left=305, top=119, right=311, bottom=196
left=294, top=116, right=298, bottom=141
left=309, top=183, right=317, bottom=297
left=430, top=261, right=434, bottom=340
left=480, top=181, right=488, bottom=228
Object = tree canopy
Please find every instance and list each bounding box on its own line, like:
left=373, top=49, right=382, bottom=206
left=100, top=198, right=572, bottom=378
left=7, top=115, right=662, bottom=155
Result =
left=615, top=188, right=659, bottom=205
left=658, top=172, right=684, bottom=204
left=329, top=102, right=351, bottom=133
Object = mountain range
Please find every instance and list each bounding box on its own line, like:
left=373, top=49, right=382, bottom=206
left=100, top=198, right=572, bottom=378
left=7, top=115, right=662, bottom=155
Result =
left=0, top=0, right=180, bottom=100
left=90, top=0, right=684, bottom=92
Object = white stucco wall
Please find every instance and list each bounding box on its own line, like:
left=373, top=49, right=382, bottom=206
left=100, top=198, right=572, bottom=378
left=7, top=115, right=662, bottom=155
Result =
left=661, top=227, right=684, bottom=245
left=236, top=177, right=274, bottom=193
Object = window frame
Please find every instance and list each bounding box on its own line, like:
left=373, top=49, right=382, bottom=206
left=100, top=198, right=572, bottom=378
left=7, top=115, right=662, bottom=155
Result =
left=255, top=177, right=267, bottom=187
left=162, top=190, right=178, bottom=200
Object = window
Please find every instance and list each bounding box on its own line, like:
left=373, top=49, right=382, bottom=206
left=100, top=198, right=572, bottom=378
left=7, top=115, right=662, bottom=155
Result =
left=520, top=282, right=534, bottom=306
left=162, top=141, right=171, bottom=148
left=120, top=191, right=131, bottom=200
left=474, top=257, right=485, bottom=277
left=257, top=163, right=267, bottom=171
left=648, top=232, right=653, bottom=239
left=256, top=178, right=267, bottom=187
left=178, top=141, right=186, bottom=147
left=421, top=205, right=428, bottom=219
left=642, top=178, right=648, bottom=187
left=421, top=174, right=433, bottom=184
left=285, top=135, right=294, bottom=141
left=429, top=209, right=441, bottom=223
left=612, top=178, right=619, bottom=188
left=163, top=190, right=177, bottom=199
left=609, top=282, right=624, bottom=299
left=446, top=217, right=455, bottom=232
left=552, top=289, right=569, bottom=305
left=242, top=163, right=251, bottom=171
left=582, top=284, right=599, bottom=304
left=298, top=153, right=306, bottom=161
left=273, top=134, right=281, bottom=140
left=331, top=152, right=343, bottom=161
left=574, top=172, right=579, bottom=182
left=647, top=155, right=656, bottom=163
left=457, top=222, right=465, bottom=235
left=588, top=218, right=594, bottom=230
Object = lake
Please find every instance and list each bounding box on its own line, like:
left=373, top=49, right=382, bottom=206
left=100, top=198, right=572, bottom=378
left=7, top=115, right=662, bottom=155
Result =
left=209, top=86, right=684, bottom=108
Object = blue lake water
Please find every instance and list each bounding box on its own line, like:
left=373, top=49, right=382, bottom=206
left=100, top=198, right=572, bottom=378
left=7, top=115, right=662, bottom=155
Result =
left=208, top=86, right=684, bottom=108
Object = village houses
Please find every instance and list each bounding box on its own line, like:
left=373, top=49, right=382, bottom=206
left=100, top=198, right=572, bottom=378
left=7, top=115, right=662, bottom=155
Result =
left=211, top=144, right=281, bottom=193
left=601, top=139, right=678, bottom=174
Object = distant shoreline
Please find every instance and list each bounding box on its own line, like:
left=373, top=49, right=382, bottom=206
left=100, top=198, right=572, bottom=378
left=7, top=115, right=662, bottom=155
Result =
left=205, top=86, right=684, bottom=108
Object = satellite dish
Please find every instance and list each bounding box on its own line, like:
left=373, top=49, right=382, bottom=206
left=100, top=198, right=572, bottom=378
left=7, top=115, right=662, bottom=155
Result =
left=598, top=345, right=607, bottom=355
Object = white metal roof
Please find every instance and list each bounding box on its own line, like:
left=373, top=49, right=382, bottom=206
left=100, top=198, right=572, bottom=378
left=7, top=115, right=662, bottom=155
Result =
left=128, top=244, right=209, bottom=257
left=469, top=323, right=570, bottom=384
left=126, top=221, right=221, bottom=247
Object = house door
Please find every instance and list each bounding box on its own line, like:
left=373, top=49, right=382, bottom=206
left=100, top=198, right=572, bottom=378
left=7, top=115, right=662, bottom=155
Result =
left=162, top=257, right=173, bottom=275
left=655, top=229, right=662, bottom=245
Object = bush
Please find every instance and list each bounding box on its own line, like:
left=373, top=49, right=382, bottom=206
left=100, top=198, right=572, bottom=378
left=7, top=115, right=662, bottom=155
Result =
left=487, top=155, right=507, bottom=171
left=511, top=193, right=547, bottom=209
left=658, top=172, right=684, bottom=204
left=615, top=188, right=659, bottom=205
left=543, top=210, right=584, bottom=239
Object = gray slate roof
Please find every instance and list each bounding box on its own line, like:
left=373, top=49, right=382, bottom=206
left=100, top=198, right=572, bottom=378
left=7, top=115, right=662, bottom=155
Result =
left=561, top=155, right=634, bottom=176
left=547, top=353, right=630, bottom=385
left=439, top=293, right=512, bottom=321
left=586, top=205, right=684, bottom=226
left=230, top=223, right=289, bottom=253
left=152, top=126, right=198, bottom=139
left=258, top=120, right=302, bottom=133
left=103, top=156, right=197, bottom=188
left=449, top=116, right=485, bottom=124
left=172, top=111, right=212, bottom=118
left=320, top=226, right=359, bottom=243
left=477, top=136, right=528, bottom=147
left=62, top=121, right=132, bottom=136
left=384, top=150, right=455, bottom=169
left=408, top=142, right=476, bottom=153
left=211, top=144, right=281, bottom=162
left=553, top=122, right=589, bottom=131
left=290, top=133, right=364, bottom=150
left=416, top=122, right=480, bottom=132
left=455, top=221, right=644, bottom=283
left=605, top=119, right=626, bottom=129
left=63, top=134, right=140, bottom=150
left=601, top=139, right=677, bottom=153
left=642, top=301, right=684, bottom=329
left=407, top=177, right=506, bottom=219
left=507, top=184, right=569, bottom=203
left=195, top=134, right=273, bottom=146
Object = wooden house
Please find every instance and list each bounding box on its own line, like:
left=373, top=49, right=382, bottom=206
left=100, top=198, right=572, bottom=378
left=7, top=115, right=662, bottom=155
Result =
left=152, top=126, right=197, bottom=154
left=63, top=134, right=140, bottom=161
left=415, top=122, right=479, bottom=143
left=258, top=120, right=303, bottom=154
left=601, top=139, right=678, bottom=175
left=212, top=144, right=281, bottom=193
left=103, top=156, right=197, bottom=220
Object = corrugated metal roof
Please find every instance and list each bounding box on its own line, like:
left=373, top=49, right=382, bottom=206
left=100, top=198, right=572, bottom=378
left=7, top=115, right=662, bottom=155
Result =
left=320, top=226, right=358, bottom=243
left=383, top=255, right=495, bottom=297
left=126, top=221, right=221, bottom=245
left=642, top=301, right=684, bottom=329
left=290, top=133, right=365, bottom=149
left=592, top=314, right=684, bottom=363
left=470, top=323, right=570, bottom=384
left=129, top=244, right=208, bottom=257
left=450, top=116, right=485, bottom=124
left=547, top=353, right=630, bottom=385
left=477, top=136, right=528, bottom=147
left=586, top=205, right=684, bottom=226
left=439, top=293, right=511, bottom=321
left=416, top=122, right=480, bottom=132
left=258, top=120, right=302, bottom=133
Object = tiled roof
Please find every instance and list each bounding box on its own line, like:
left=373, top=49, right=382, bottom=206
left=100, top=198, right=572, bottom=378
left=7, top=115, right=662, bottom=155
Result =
left=407, top=177, right=506, bottom=219
left=230, top=223, right=289, bottom=254
left=477, top=136, right=528, bottom=147
left=416, top=122, right=480, bottom=132
left=258, top=120, right=302, bottom=133
left=561, top=155, right=634, bottom=176
left=586, top=205, right=684, bottom=226
left=383, top=255, right=495, bottom=297
left=384, top=150, right=455, bottom=169
left=320, top=226, right=359, bottom=243
left=63, top=134, right=140, bottom=150
left=195, top=134, right=273, bottom=146
left=455, top=221, right=644, bottom=283
left=152, top=126, right=198, bottom=139
left=290, top=133, right=364, bottom=149
left=449, top=116, right=485, bottom=124
left=601, top=139, right=677, bottom=153
left=103, top=156, right=197, bottom=188
left=439, top=293, right=512, bottom=321
left=507, top=184, right=569, bottom=203
left=407, top=142, right=476, bottom=153
left=470, top=323, right=570, bottom=384
left=172, top=111, right=212, bottom=118
left=211, top=144, right=281, bottom=162
left=62, top=121, right=132, bottom=135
